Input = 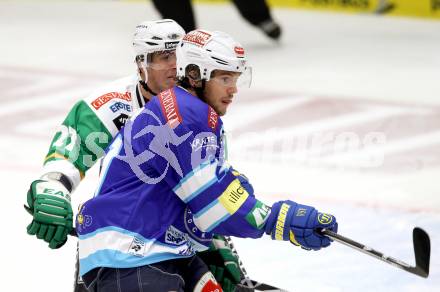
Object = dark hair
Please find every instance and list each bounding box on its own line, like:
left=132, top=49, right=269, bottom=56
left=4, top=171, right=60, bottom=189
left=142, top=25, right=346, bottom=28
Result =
left=177, top=64, right=206, bottom=101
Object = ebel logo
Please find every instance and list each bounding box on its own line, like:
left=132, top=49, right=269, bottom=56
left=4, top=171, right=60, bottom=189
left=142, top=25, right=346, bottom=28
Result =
left=165, top=41, right=180, bottom=49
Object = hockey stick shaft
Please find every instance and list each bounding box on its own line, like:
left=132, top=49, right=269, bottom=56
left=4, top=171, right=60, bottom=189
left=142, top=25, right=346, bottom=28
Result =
left=320, top=229, right=429, bottom=278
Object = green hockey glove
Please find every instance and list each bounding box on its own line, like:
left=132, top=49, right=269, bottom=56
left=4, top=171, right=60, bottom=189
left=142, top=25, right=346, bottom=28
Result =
left=200, top=235, right=242, bottom=292
left=26, top=177, right=73, bottom=249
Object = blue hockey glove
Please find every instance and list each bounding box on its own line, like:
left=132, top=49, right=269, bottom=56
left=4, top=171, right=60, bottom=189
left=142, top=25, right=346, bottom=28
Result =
left=264, top=200, right=338, bottom=250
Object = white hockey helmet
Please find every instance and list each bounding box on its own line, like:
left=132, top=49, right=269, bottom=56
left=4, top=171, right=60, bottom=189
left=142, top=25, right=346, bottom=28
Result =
left=133, top=19, right=185, bottom=68
left=176, top=29, right=252, bottom=87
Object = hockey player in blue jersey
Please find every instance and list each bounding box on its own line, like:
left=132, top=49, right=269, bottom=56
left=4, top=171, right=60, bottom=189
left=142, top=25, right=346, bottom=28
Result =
left=76, top=29, right=338, bottom=291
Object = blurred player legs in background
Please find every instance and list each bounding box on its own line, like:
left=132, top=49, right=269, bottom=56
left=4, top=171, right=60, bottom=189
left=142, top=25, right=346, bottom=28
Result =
left=151, top=0, right=282, bottom=40
left=375, top=0, right=396, bottom=14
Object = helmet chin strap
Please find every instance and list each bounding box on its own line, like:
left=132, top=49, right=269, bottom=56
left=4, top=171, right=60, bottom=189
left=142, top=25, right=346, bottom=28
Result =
left=138, top=65, right=158, bottom=97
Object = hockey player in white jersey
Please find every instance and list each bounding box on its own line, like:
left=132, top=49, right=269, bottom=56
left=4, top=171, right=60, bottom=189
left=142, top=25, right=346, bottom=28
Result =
left=25, top=20, right=244, bottom=292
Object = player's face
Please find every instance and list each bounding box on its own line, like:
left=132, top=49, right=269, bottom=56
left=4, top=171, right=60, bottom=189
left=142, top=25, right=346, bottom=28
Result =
left=146, top=50, right=177, bottom=92
left=204, top=70, right=240, bottom=116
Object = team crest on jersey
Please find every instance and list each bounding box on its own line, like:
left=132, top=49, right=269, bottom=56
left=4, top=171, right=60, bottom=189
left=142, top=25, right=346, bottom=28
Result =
left=91, top=92, right=131, bottom=110
left=158, top=89, right=182, bottom=129
left=184, top=207, right=212, bottom=242
left=76, top=204, right=93, bottom=233
left=183, top=30, right=212, bottom=47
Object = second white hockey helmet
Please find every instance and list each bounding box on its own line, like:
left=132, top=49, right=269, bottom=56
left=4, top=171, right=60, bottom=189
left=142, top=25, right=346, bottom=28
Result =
left=176, top=29, right=252, bottom=87
left=133, top=19, right=185, bottom=68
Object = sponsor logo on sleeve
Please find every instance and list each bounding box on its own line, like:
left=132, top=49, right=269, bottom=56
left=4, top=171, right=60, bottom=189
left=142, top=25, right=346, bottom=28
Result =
left=91, top=92, right=131, bottom=110
left=219, top=179, right=249, bottom=215
left=245, top=201, right=270, bottom=229
left=109, top=102, right=132, bottom=113
left=183, top=30, right=212, bottom=47
left=207, top=107, right=218, bottom=131
left=158, top=89, right=182, bottom=129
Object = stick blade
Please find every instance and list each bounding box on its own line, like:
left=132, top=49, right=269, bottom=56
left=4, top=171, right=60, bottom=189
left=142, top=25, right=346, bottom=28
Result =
left=412, top=227, right=430, bottom=278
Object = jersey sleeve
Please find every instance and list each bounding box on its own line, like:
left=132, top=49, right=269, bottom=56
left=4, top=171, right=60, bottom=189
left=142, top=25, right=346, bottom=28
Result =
left=43, top=100, right=113, bottom=190
left=130, top=95, right=270, bottom=239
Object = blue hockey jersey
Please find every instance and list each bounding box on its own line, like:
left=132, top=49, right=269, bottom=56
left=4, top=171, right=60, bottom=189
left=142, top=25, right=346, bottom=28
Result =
left=77, top=86, right=271, bottom=276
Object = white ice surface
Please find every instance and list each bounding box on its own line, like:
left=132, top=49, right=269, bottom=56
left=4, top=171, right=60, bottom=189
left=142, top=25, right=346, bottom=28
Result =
left=0, top=1, right=439, bottom=291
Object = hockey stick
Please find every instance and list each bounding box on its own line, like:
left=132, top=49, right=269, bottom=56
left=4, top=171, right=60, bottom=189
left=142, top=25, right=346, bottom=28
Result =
left=224, top=236, right=289, bottom=292
left=319, top=227, right=430, bottom=278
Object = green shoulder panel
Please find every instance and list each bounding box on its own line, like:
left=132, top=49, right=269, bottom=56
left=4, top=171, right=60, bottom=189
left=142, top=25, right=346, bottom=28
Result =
left=44, top=100, right=113, bottom=176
